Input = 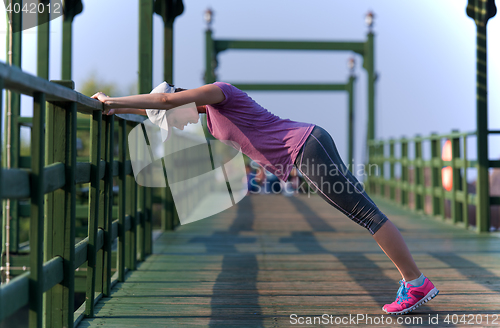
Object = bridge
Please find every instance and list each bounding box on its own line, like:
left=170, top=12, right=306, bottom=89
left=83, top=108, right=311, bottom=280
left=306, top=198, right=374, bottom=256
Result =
left=75, top=194, right=500, bottom=327
left=0, top=1, right=499, bottom=328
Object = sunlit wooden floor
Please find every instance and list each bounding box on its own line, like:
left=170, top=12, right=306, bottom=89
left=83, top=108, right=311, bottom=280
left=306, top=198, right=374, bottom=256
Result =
left=78, top=194, right=500, bottom=327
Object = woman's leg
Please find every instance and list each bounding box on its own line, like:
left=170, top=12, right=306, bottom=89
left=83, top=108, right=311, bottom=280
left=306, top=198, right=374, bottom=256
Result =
left=372, top=220, right=421, bottom=281
left=294, top=126, right=420, bottom=281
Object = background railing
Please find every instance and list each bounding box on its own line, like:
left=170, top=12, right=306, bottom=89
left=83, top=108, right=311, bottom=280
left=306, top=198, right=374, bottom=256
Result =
left=0, top=62, right=181, bottom=328
left=368, top=130, right=500, bottom=232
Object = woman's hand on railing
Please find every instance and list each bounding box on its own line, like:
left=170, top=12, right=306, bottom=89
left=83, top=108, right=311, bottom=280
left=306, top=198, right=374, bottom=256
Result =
left=91, top=92, right=148, bottom=116
left=91, top=92, right=115, bottom=115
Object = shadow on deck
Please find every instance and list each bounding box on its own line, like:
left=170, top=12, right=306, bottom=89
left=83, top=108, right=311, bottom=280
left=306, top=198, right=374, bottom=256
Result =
left=78, top=194, right=500, bottom=327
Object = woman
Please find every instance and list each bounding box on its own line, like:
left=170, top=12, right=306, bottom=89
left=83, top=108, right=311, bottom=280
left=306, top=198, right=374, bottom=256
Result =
left=92, top=82, right=439, bottom=315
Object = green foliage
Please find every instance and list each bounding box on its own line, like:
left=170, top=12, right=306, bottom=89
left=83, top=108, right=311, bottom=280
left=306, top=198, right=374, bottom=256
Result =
left=78, top=71, right=120, bottom=98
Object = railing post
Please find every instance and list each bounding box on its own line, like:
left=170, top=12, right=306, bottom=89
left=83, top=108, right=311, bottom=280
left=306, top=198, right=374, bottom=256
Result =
left=161, top=187, right=174, bottom=231
left=145, top=188, right=153, bottom=255
left=95, top=114, right=107, bottom=295
left=3, top=0, right=22, bottom=259
left=347, top=74, right=355, bottom=167
left=389, top=138, right=395, bottom=201
left=125, top=121, right=137, bottom=270
left=42, top=80, right=55, bottom=326
left=401, top=138, right=409, bottom=208
left=85, top=109, right=102, bottom=317
left=438, top=137, right=446, bottom=221
left=44, top=80, right=77, bottom=328
left=102, top=114, right=114, bottom=296
left=29, top=92, right=45, bottom=328
left=451, top=133, right=463, bottom=224
left=375, top=141, right=383, bottom=196
left=0, top=77, right=3, bottom=280
left=137, top=185, right=146, bottom=262
left=117, top=119, right=127, bottom=281
left=462, top=135, right=469, bottom=228
left=415, top=135, right=424, bottom=213
left=138, top=0, right=154, bottom=259
left=365, top=31, right=375, bottom=162
left=367, top=141, right=374, bottom=194
left=467, top=0, right=493, bottom=232
left=430, top=133, right=443, bottom=219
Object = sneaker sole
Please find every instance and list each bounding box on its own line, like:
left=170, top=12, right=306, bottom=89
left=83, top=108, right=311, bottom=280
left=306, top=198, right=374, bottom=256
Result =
left=382, top=288, right=439, bottom=315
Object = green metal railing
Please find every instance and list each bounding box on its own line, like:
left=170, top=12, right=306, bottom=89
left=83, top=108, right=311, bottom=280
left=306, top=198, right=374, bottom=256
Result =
left=0, top=62, right=159, bottom=328
left=368, top=130, right=500, bottom=232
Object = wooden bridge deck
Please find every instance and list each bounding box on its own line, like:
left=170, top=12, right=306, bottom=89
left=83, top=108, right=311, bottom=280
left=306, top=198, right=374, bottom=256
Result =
left=78, top=194, right=500, bottom=327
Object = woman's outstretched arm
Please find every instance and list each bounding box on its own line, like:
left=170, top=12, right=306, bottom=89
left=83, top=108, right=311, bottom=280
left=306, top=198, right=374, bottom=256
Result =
left=91, top=84, right=225, bottom=113
left=101, top=108, right=147, bottom=116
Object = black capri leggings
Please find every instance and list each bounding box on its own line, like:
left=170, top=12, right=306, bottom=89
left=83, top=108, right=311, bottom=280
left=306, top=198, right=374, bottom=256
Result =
left=294, top=125, right=388, bottom=235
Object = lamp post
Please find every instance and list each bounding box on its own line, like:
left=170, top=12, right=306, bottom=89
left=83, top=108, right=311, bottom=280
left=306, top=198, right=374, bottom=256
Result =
left=203, top=8, right=217, bottom=139
left=61, top=0, right=83, bottom=80
left=347, top=57, right=356, bottom=168
left=364, top=10, right=375, bottom=145
left=466, top=0, right=497, bottom=232
left=204, top=8, right=216, bottom=84
left=154, top=0, right=185, bottom=84
left=364, top=11, right=376, bottom=192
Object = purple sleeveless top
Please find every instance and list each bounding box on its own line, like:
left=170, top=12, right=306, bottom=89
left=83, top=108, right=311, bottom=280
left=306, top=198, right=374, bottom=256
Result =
left=205, top=82, right=315, bottom=182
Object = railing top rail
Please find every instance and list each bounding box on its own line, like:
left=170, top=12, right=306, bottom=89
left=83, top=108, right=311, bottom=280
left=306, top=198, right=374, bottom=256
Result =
left=0, top=62, right=145, bottom=122
left=368, top=130, right=478, bottom=145
left=0, top=62, right=100, bottom=114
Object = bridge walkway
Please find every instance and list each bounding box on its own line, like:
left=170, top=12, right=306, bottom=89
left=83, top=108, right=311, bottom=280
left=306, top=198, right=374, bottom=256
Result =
left=78, top=194, right=500, bottom=327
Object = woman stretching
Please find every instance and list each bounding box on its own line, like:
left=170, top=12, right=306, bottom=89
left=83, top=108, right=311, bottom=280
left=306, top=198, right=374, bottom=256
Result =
left=92, top=82, right=439, bottom=315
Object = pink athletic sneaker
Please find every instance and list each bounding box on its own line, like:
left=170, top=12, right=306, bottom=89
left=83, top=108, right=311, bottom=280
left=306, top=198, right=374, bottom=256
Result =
left=382, top=277, right=439, bottom=315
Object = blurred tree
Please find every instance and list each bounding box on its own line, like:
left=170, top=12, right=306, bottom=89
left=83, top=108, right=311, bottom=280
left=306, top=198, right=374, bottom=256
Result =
left=78, top=70, right=120, bottom=97
left=76, top=72, right=123, bottom=157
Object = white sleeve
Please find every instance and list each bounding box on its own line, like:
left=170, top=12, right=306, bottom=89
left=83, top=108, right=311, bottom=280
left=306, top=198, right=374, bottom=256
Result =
left=145, top=82, right=176, bottom=141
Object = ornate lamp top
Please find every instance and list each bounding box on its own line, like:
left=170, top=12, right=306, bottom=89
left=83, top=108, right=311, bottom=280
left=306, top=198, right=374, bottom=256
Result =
left=204, top=8, right=213, bottom=29
left=466, top=0, right=497, bottom=26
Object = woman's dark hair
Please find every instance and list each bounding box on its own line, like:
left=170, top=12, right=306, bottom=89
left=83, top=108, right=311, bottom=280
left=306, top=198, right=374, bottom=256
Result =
left=167, top=83, right=188, bottom=93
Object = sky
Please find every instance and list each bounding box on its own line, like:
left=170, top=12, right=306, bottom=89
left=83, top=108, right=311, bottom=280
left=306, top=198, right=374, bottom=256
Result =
left=0, top=0, right=498, bottom=181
